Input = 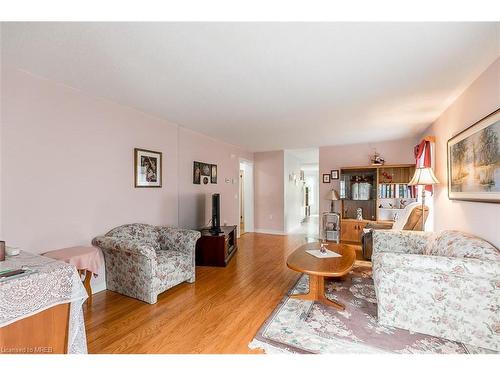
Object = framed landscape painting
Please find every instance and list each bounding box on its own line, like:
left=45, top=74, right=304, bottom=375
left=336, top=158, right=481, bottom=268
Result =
left=135, top=148, right=162, bottom=188
left=447, top=109, right=500, bottom=202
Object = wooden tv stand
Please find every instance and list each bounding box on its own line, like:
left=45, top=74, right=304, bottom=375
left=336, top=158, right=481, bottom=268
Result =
left=195, top=225, right=238, bottom=267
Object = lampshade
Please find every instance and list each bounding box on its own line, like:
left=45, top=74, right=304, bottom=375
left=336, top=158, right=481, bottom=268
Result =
left=326, top=189, right=340, bottom=201
left=408, top=167, right=439, bottom=186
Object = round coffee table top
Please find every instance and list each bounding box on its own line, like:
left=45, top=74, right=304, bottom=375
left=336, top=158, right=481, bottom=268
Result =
left=286, top=242, right=356, bottom=277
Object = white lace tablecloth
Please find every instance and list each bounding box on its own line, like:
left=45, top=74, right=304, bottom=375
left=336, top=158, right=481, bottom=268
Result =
left=0, top=251, right=88, bottom=354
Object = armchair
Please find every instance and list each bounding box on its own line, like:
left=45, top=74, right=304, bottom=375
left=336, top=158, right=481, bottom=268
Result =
left=92, top=223, right=201, bottom=304
left=372, top=230, right=500, bottom=351
left=361, top=202, right=428, bottom=260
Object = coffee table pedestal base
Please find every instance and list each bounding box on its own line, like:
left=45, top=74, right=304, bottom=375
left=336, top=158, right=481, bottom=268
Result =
left=290, top=274, right=345, bottom=310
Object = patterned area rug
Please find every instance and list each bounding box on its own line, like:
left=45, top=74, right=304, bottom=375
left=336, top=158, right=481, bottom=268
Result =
left=249, top=262, right=495, bottom=354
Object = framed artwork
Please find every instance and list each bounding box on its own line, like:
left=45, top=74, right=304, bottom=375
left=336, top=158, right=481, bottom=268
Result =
left=330, top=169, right=339, bottom=180
left=135, top=148, right=162, bottom=188
left=210, top=164, right=218, bottom=184
left=194, top=161, right=215, bottom=185
left=447, top=108, right=500, bottom=203
left=193, top=161, right=201, bottom=184
left=322, top=174, right=331, bottom=183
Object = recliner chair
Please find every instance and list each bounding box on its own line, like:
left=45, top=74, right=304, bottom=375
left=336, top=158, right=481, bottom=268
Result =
left=361, top=202, right=428, bottom=260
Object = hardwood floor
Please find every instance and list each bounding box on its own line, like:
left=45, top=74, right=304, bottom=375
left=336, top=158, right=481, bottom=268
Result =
left=84, top=233, right=363, bottom=354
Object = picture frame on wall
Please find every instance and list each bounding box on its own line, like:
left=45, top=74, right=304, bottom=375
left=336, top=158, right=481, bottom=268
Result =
left=322, top=174, right=331, bottom=183
left=193, top=161, right=201, bottom=184
left=210, top=164, right=218, bottom=184
left=447, top=108, right=500, bottom=203
left=135, top=148, right=162, bottom=188
left=330, top=169, right=339, bottom=180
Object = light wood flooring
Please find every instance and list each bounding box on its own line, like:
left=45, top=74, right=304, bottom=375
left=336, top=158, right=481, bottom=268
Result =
left=84, top=233, right=362, bottom=354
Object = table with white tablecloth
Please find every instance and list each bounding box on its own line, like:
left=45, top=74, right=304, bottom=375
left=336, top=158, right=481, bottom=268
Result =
left=0, top=251, right=88, bottom=354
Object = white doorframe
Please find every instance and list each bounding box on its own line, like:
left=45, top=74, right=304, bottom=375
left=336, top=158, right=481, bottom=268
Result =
left=238, top=158, right=254, bottom=237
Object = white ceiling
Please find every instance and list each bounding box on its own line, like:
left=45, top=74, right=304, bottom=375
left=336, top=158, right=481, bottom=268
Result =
left=2, top=22, right=499, bottom=152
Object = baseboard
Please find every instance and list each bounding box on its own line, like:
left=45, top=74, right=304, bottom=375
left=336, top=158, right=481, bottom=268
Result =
left=91, top=280, right=107, bottom=295
left=254, top=228, right=287, bottom=235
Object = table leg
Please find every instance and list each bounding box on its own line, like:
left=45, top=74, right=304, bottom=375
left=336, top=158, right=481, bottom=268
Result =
left=83, top=271, right=92, bottom=306
left=290, top=274, right=345, bottom=310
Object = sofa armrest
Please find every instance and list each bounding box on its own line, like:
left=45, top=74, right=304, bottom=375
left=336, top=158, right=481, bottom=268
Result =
left=92, top=236, right=157, bottom=259
left=373, top=230, right=431, bottom=255
left=372, top=252, right=500, bottom=280
left=365, top=222, right=393, bottom=230
left=157, top=227, right=201, bottom=255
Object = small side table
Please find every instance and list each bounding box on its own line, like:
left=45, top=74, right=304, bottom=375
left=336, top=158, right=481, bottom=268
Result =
left=42, top=246, right=104, bottom=306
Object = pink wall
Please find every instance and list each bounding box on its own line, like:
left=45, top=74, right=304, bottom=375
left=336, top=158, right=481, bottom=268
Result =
left=0, top=67, right=253, bottom=256
left=1, top=68, right=179, bottom=252
left=254, top=150, right=284, bottom=233
left=178, top=127, right=253, bottom=229
left=319, top=138, right=418, bottom=215
left=421, top=58, right=500, bottom=248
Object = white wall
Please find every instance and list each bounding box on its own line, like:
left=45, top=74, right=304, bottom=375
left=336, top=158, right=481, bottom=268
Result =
left=284, top=151, right=304, bottom=233
left=239, top=159, right=254, bottom=234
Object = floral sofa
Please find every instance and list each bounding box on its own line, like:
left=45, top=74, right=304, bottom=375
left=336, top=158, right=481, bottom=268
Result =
left=92, top=223, right=201, bottom=304
left=372, top=230, right=500, bottom=351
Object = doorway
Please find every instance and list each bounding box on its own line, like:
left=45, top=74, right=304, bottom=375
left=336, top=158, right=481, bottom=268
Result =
left=239, top=159, right=254, bottom=237
left=239, top=169, right=245, bottom=235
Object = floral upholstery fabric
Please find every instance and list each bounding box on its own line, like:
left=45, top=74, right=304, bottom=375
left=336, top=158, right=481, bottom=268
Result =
left=92, top=223, right=201, bottom=304
left=372, top=230, right=500, bottom=351
left=424, top=230, right=500, bottom=261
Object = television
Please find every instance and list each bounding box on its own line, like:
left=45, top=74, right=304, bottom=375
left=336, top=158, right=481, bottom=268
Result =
left=210, top=193, right=223, bottom=234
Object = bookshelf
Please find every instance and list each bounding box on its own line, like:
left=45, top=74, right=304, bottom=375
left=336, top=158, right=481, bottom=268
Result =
left=339, top=164, right=416, bottom=241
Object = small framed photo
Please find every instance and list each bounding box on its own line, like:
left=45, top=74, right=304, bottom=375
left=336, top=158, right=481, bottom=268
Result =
left=330, top=169, right=339, bottom=180
left=193, top=161, right=201, bottom=184
left=135, top=148, right=162, bottom=188
left=210, top=164, right=218, bottom=184
left=322, top=174, right=331, bottom=183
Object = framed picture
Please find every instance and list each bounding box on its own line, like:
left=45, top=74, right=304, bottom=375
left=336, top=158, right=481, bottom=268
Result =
left=330, top=169, right=339, bottom=180
left=447, top=108, right=500, bottom=203
left=210, top=164, right=218, bottom=184
left=322, top=174, right=331, bottom=183
left=193, top=161, right=201, bottom=184
left=135, top=148, right=162, bottom=188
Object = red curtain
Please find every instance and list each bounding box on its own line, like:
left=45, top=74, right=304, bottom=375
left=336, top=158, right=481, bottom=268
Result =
left=414, top=140, right=433, bottom=193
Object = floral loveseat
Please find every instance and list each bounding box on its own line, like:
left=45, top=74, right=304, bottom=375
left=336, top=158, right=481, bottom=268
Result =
left=372, top=230, right=500, bottom=351
left=92, top=223, right=201, bottom=304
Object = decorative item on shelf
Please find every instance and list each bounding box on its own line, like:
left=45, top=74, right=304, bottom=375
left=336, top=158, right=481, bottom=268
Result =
left=351, top=175, right=372, bottom=200
left=380, top=171, right=393, bottom=183
left=370, top=150, right=385, bottom=165
left=322, top=174, right=331, bottom=183
left=356, top=208, right=363, bottom=220
left=330, top=169, right=339, bottom=180
left=408, top=167, right=439, bottom=230
left=325, top=189, right=340, bottom=213
left=447, top=108, right=499, bottom=203
left=134, top=148, right=162, bottom=188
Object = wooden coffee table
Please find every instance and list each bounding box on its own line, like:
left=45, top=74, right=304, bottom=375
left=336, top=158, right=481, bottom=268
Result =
left=286, top=242, right=356, bottom=310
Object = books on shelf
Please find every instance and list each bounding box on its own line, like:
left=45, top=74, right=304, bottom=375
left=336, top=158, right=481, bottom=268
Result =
left=378, top=183, right=415, bottom=199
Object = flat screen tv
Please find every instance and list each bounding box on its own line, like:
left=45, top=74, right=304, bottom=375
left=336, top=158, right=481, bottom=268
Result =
left=210, top=193, right=223, bottom=234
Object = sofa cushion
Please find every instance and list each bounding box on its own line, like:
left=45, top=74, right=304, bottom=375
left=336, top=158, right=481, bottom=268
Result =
left=424, top=230, right=500, bottom=261
left=155, top=250, right=192, bottom=277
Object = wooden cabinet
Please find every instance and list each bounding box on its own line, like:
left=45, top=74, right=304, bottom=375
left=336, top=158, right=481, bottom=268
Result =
left=340, top=219, right=369, bottom=243
left=195, top=226, right=238, bottom=267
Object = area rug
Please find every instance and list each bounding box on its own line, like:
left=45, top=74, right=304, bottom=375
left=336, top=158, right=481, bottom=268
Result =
left=249, top=262, right=495, bottom=354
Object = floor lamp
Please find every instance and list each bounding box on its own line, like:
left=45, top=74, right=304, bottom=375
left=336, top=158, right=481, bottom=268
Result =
left=408, top=167, right=439, bottom=231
